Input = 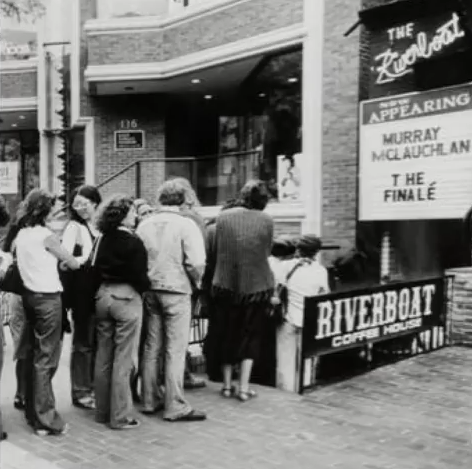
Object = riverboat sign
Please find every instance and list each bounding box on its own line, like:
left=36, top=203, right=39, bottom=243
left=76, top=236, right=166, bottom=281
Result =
left=371, top=12, right=466, bottom=86
left=359, top=82, right=472, bottom=221
left=302, top=277, right=444, bottom=355
left=298, top=277, right=449, bottom=394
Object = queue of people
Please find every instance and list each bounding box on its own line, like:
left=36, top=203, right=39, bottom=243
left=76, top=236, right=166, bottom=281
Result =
left=0, top=176, right=329, bottom=440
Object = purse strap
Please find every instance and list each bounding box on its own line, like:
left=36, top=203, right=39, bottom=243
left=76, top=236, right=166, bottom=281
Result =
left=90, top=235, right=102, bottom=267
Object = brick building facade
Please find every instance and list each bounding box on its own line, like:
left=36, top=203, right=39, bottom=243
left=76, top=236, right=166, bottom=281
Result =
left=9, top=0, right=456, bottom=280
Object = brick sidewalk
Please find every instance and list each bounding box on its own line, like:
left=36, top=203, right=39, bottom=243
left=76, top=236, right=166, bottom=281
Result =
left=1, top=330, right=472, bottom=469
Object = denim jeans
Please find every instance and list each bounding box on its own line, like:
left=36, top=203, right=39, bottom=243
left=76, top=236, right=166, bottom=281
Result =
left=70, top=298, right=96, bottom=401
left=142, top=291, right=192, bottom=420
left=22, top=291, right=65, bottom=433
left=9, top=293, right=29, bottom=400
left=94, top=283, right=140, bottom=428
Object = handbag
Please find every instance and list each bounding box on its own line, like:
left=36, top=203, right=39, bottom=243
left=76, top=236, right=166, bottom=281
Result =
left=0, top=260, right=24, bottom=296
left=82, top=234, right=103, bottom=300
left=60, top=223, right=94, bottom=309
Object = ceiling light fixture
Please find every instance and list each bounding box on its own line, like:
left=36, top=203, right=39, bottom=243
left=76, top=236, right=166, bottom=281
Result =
left=191, top=78, right=201, bottom=84
left=204, top=94, right=213, bottom=100
left=19, top=115, right=26, bottom=120
left=287, top=77, right=299, bottom=83
left=258, top=93, right=266, bottom=98
left=11, top=123, right=17, bottom=127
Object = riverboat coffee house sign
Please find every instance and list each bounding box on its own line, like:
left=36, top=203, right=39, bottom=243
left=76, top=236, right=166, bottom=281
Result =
left=359, top=82, right=472, bottom=220
left=302, top=278, right=444, bottom=355
left=370, top=12, right=466, bottom=86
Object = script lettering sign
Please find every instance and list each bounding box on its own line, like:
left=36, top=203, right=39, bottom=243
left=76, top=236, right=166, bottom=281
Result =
left=371, top=13, right=466, bottom=86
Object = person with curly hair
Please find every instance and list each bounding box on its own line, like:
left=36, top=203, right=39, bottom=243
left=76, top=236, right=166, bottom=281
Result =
left=93, top=194, right=150, bottom=430
left=15, top=189, right=80, bottom=436
left=61, top=185, right=102, bottom=410
left=0, top=194, right=10, bottom=442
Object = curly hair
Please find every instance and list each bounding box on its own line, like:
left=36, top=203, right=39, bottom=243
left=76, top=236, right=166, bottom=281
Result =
left=156, top=179, right=187, bottom=207
left=240, top=180, right=269, bottom=211
left=168, top=177, right=201, bottom=208
left=18, top=189, right=56, bottom=228
left=96, top=194, right=134, bottom=234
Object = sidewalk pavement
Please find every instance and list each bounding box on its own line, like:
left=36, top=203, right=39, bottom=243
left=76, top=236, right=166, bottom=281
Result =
left=1, top=328, right=472, bottom=469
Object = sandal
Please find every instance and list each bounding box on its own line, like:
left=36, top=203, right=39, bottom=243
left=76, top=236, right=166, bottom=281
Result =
left=73, top=396, right=96, bottom=410
left=237, top=389, right=258, bottom=402
left=220, top=386, right=236, bottom=398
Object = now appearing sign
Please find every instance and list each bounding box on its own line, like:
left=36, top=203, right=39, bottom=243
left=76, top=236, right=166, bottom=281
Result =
left=302, top=277, right=444, bottom=356
left=359, top=83, right=472, bottom=221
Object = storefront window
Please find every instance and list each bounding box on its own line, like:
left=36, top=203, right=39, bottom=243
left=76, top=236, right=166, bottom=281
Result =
left=166, top=47, right=302, bottom=205
left=0, top=130, right=40, bottom=219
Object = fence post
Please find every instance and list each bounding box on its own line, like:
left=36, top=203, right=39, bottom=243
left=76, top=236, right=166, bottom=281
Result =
left=136, top=161, right=141, bottom=199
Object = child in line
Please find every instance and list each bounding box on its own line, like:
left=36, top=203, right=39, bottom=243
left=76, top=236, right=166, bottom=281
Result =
left=275, top=235, right=330, bottom=393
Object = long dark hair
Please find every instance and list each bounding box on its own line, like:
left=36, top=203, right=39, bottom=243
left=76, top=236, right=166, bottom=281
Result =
left=70, top=185, right=102, bottom=224
left=17, top=189, right=56, bottom=228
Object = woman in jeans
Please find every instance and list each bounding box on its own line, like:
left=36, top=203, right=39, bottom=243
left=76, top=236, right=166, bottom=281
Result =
left=3, top=213, right=29, bottom=412
left=62, top=185, right=101, bottom=410
left=94, top=195, right=150, bottom=430
left=15, top=189, right=80, bottom=436
left=0, top=194, right=11, bottom=442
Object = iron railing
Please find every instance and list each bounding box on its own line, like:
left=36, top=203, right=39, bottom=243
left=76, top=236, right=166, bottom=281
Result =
left=97, top=150, right=262, bottom=206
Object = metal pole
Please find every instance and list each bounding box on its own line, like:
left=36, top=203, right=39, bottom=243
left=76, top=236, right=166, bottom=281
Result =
left=136, top=161, right=141, bottom=199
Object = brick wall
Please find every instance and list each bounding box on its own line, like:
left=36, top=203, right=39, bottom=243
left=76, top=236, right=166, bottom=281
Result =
left=91, top=95, right=166, bottom=201
left=445, top=267, right=472, bottom=346
left=0, top=71, right=37, bottom=99
left=321, top=0, right=361, bottom=249
left=87, top=0, right=303, bottom=65
left=80, top=0, right=365, bottom=252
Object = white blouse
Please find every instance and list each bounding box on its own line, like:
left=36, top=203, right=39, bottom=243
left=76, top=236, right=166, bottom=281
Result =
left=286, top=259, right=330, bottom=328
left=62, top=220, right=98, bottom=265
left=16, top=226, right=63, bottom=293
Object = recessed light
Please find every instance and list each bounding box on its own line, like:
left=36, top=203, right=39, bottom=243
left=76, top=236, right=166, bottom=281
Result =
left=19, top=115, right=26, bottom=120
left=287, top=77, right=299, bottom=83
left=191, top=78, right=201, bottom=84
left=11, top=123, right=17, bottom=127
left=204, top=94, right=213, bottom=100
left=124, top=86, right=134, bottom=91
left=258, top=93, right=266, bottom=98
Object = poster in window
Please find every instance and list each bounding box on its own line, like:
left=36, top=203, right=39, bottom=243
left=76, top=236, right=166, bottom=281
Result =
left=0, top=162, right=19, bottom=194
left=277, top=153, right=302, bottom=202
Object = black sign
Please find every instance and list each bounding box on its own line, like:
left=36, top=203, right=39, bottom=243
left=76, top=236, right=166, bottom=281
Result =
left=370, top=12, right=467, bottom=88
left=302, top=277, right=445, bottom=356
left=114, top=130, right=145, bottom=150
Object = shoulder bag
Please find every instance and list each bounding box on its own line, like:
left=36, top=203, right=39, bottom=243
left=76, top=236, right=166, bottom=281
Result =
left=0, top=248, right=24, bottom=296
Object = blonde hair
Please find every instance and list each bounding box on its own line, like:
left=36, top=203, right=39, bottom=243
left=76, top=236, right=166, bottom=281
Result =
left=169, top=177, right=201, bottom=208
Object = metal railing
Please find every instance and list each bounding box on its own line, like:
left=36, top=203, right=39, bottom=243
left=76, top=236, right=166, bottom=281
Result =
left=97, top=150, right=262, bottom=206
